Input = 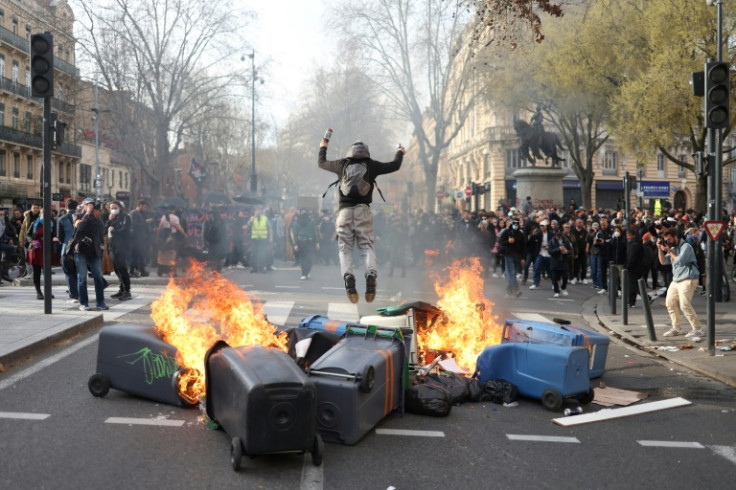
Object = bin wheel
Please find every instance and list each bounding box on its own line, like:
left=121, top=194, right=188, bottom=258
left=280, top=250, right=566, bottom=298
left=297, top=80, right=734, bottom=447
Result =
left=311, top=434, right=324, bottom=466
left=541, top=389, right=564, bottom=412
left=359, top=366, right=375, bottom=393
left=579, top=388, right=595, bottom=405
left=88, top=373, right=111, bottom=397
left=230, top=437, right=243, bottom=471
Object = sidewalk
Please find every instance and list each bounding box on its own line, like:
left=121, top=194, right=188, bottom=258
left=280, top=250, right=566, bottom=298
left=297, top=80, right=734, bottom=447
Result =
left=0, top=269, right=168, bottom=370
left=584, top=286, right=736, bottom=388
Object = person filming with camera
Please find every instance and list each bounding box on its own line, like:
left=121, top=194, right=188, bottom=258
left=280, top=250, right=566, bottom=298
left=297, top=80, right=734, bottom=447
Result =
left=657, top=228, right=703, bottom=338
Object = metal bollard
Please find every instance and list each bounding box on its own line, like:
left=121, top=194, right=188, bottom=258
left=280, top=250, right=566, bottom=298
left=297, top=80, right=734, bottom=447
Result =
left=639, top=278, right=657, bottom=341
left=622, top=268, right=629, bottom=326
left=609, top=263, right=617, bottom=315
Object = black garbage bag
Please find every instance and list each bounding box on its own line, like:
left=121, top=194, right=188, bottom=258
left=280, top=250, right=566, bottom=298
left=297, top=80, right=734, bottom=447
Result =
left=424, top=373, right=469, bottom=405
left=480, top=379, right=519, bottom=405
left=285, top=328, right=341, bottom=369
left=405, top=383, right=452, bottom=417
left=465, top=377, right=483, bottom=402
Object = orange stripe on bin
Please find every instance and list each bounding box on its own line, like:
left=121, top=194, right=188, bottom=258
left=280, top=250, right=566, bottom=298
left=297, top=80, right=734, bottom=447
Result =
left=374, top=349, right=390, bottom=416
left=324, top=320, right=341, bottom=333
left=387, top=348, right=395, bottom=410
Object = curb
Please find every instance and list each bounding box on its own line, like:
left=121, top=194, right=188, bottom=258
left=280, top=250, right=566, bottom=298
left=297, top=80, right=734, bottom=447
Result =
left=0, top=314, right=104, bottom=370
left=586, top=295, right=736, bottom=389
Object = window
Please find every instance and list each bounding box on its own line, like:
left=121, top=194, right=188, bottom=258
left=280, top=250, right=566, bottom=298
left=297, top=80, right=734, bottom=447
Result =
left=603, top=151, right=618, bottom=175
left=678, top=155, right=686, bottom=178
left=80, top=164, right=92, bottom=192
left=103, top=168, right=109, bottom=187
left=66, top=163, right=71, bottom=184
left=24, top=111, right=31, bottom=132
left=484, top=154, right=491, bottom=179
left=26, top=155, right=32, bottom=180
left=506, top=148, right=522, bottom=169
left=0, top=151, right=5, bottom=177
left=119, top=171, right=123, bottom=189
left=0, top=55, right=5, bottom=80
left=12, top=18, right=17, bottom=35
left=58, top=162, right=63, bottom=183
left=12, top=153, right=19, bottom=178
left=124, top=172, right=129, bottom=189
left=11, top=60, right=18, bottom=84
left=25, top=68, right=30, bottom=94
left=0, top=103, right=4, bottom=126
left=657, top=154, right=665, bottom=178
left=11, top=108, right=18, bottom=129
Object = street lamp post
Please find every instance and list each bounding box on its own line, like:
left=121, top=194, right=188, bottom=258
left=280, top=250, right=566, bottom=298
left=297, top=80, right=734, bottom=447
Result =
left=249, top=51, right=257, bottom=194
left=89, top=81, right=110, bottom=203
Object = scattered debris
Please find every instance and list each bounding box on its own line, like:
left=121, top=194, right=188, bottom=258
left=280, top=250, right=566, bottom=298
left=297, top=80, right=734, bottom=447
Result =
left=717, top=346, right=733, bottom=352
left=593, top=386, right=648, bottom=407
left=502, top=401, right=519, bottom=408
left=438, top=357, right=467, bottom=374
left=680, top=344, right=694, bottom=350
left=657, top=346, right=680, bottom=353
left=552, top=397, right=691, bottom=427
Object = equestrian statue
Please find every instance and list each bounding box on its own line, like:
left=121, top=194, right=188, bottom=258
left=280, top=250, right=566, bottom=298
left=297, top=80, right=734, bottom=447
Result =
left=513, top=107, right=565, bottom=167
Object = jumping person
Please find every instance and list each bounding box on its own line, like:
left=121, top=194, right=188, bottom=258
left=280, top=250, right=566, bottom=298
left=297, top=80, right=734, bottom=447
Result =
left=318, top=136, right=404, bottom=303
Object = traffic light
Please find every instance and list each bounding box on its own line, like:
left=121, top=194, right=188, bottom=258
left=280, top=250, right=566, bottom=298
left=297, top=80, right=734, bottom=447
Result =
left=705, top=61, right=729, bottom=129
left=30, top=32, right=54, bottom=98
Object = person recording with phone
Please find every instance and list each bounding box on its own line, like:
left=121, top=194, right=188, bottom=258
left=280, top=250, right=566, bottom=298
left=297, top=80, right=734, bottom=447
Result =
left=657, top=229, right=703, bottom=338
left=318, top=129, right=404, bottom=303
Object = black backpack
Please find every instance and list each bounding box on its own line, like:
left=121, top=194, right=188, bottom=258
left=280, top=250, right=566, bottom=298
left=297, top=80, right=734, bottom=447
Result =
left=323, top=159, right=385, bottom=201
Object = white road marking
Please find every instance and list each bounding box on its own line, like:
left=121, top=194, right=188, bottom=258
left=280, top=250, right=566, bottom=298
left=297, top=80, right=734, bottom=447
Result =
left=104, top=417, right=185, bottom=427
left=0, top=334, right=98, bottom=392
left=375, top=429, right=445, bottom=438
left=275, top=285, right=301, bottom=289
left=548, top=298, right=575, bottom=302
left=327, top=302, right=359, bottom=322
left=262, top=301, right=295, bottom=326
left=506, top=434, right=580, bottom=443
left=0, top=412, right=50, bottom=420
left=322, top=287, right=344, bottom=291
left=711, top=445, right=736, bottom=465
left=299, top=452, right=323, bottom=490
left=637, top=440, right=704, bottom=448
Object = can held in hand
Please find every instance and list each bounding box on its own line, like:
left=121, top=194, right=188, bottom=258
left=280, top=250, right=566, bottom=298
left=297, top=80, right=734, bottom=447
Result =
left=324, top=128, right=333, bottom=141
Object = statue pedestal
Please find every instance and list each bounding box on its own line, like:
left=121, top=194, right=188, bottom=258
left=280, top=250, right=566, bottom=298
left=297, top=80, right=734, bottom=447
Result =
left=512, top=167, right=568, bottom=210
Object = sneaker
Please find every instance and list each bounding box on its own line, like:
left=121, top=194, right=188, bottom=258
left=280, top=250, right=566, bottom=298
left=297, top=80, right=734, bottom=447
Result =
left=300, top=275, right=307, bottom=280
left=67, top=298, right=79, bottom=304
left=365, top=272, right=377, bottom=303
left=553, top=293, right=560, bottom=298
left=685, top=329, right=705, bottom=338
left=582, top=279, right=589, bottom=285
left=597, top=289, right=607, bottom=295
left=118, top=291, right=132, bottom=301
left=521, top=279, right=527, bottom=286
left=79, top=305, right=91, bottom=311
left=562, top=290, right=569, bottom=296
left=570, top=279, right=577, bottom=285
left=111, top=290, right=124, bottom=299
left=529, top=284, right=537, bottom=290
left=663, top=328, right=682, bottom=337
left=344, top=273, right=359, bottom=304
left=699, top=289, right=707, bottom=296
left=96, top=304, right=110, bottom=311
left=492, top=273, right=499, bottom=278
left=514, top=290, right=522, bottom=298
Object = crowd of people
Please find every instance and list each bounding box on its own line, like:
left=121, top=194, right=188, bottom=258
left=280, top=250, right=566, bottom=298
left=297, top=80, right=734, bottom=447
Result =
left=1, top=195, right=735, bottom=329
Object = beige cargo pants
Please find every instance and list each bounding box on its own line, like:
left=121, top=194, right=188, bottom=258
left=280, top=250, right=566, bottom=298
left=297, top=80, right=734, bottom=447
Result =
left=336, top=204, right=376, bottom=278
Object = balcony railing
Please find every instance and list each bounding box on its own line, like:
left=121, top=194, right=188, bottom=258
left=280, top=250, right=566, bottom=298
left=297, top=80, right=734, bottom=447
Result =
left=55, top=57, right=79, bottom=77
left=51, top=97, right=76, bottom=114
left=0, top=25, right=28, bottom=52
left=0, top=125, right=81, bottom=157
left=0, top=76, right=30, bottom=98
left=601, top=168, right=618, bottom=176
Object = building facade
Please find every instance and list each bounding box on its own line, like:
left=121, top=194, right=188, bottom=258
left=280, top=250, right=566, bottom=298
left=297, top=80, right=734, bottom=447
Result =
left=0, top=0, right=81, bottom=212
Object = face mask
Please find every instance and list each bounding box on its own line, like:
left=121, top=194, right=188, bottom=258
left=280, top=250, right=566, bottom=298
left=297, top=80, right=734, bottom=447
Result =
left=111, top=209, right=120, bottom=216
left=613, top=231, right=621, bottom=238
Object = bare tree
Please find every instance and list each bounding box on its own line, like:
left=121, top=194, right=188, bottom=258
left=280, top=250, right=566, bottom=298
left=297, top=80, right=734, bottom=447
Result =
left=336, top=0, right=481, bottom=210
left=462, top=0, right=565, bottom=46
left=74, top=0, right=251, bottom=200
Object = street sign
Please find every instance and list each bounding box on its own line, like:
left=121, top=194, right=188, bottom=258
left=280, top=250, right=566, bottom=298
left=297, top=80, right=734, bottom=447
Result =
left=52, top=192, right=64, bottom=201
left=465, top=185, right=472, bottom=197
left=454, top=190, right=464, bottom=199
left=435, top=190, right=445, bottom=200
left=704, top=221, right=725, bottom=241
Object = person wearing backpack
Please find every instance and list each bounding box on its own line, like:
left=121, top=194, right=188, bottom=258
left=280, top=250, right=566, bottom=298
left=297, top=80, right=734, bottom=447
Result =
left=319, top=137, right=404, bottom=303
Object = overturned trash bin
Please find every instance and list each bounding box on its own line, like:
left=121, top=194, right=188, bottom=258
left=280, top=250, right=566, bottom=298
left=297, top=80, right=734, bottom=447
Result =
left=502, top=319, right=610, bottom=378
left=88, top=324, right=193, bottom=407
left=204, top=341, right=323, bottom=471
left=308, top=325, right=406, bottom=445
left=473, top=343, right=593, bottom=412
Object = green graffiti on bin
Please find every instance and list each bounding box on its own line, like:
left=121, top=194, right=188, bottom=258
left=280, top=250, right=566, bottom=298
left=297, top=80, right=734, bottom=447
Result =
left=117, top=348, right=179, bottom=385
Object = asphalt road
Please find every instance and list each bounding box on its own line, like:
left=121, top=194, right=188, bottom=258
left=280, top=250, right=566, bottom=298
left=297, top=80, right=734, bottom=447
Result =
left=1, top=261, right=735, bottom=489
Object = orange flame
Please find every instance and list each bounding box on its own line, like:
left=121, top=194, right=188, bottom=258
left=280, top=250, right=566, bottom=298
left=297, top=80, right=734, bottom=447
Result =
left=150, top=261, right=287, bottom=402
left=417, top=258, right=502, bottom=372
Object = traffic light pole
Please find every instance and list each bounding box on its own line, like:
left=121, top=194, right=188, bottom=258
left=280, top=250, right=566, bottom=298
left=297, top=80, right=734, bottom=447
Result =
left=42, top=96, right=52, bottom=314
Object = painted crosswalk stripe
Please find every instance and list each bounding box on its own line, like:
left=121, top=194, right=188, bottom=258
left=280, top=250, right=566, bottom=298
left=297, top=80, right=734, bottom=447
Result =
left=0, top=412, right=50, bottom=420
left=506, top=434, right=580, bottom=443
left=375, top=429, right=445, bottom=438
left=327, top=302, right=359, bottom=322
left=262, top=301, right=295, bottom=326
left=637, top=440, right=704, bottom=448
left=300, top=452, right=324, bottom=490
left=275, top=285, right=301, bottom=289
left=710, top=445, right=736, bottom=465
left=105, top=417, right=185, bottom=427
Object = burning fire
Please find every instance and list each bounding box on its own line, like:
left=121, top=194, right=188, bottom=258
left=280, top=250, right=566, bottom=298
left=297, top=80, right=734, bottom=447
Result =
left=417, top=258, right=502, bottom=371
left=150, top=261, right=287, bottom=403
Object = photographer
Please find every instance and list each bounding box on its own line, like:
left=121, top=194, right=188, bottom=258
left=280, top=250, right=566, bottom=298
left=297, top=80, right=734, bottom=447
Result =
left=657, top=229, right=703, bottom=338
left=594, top=218, right=613, bottom=295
